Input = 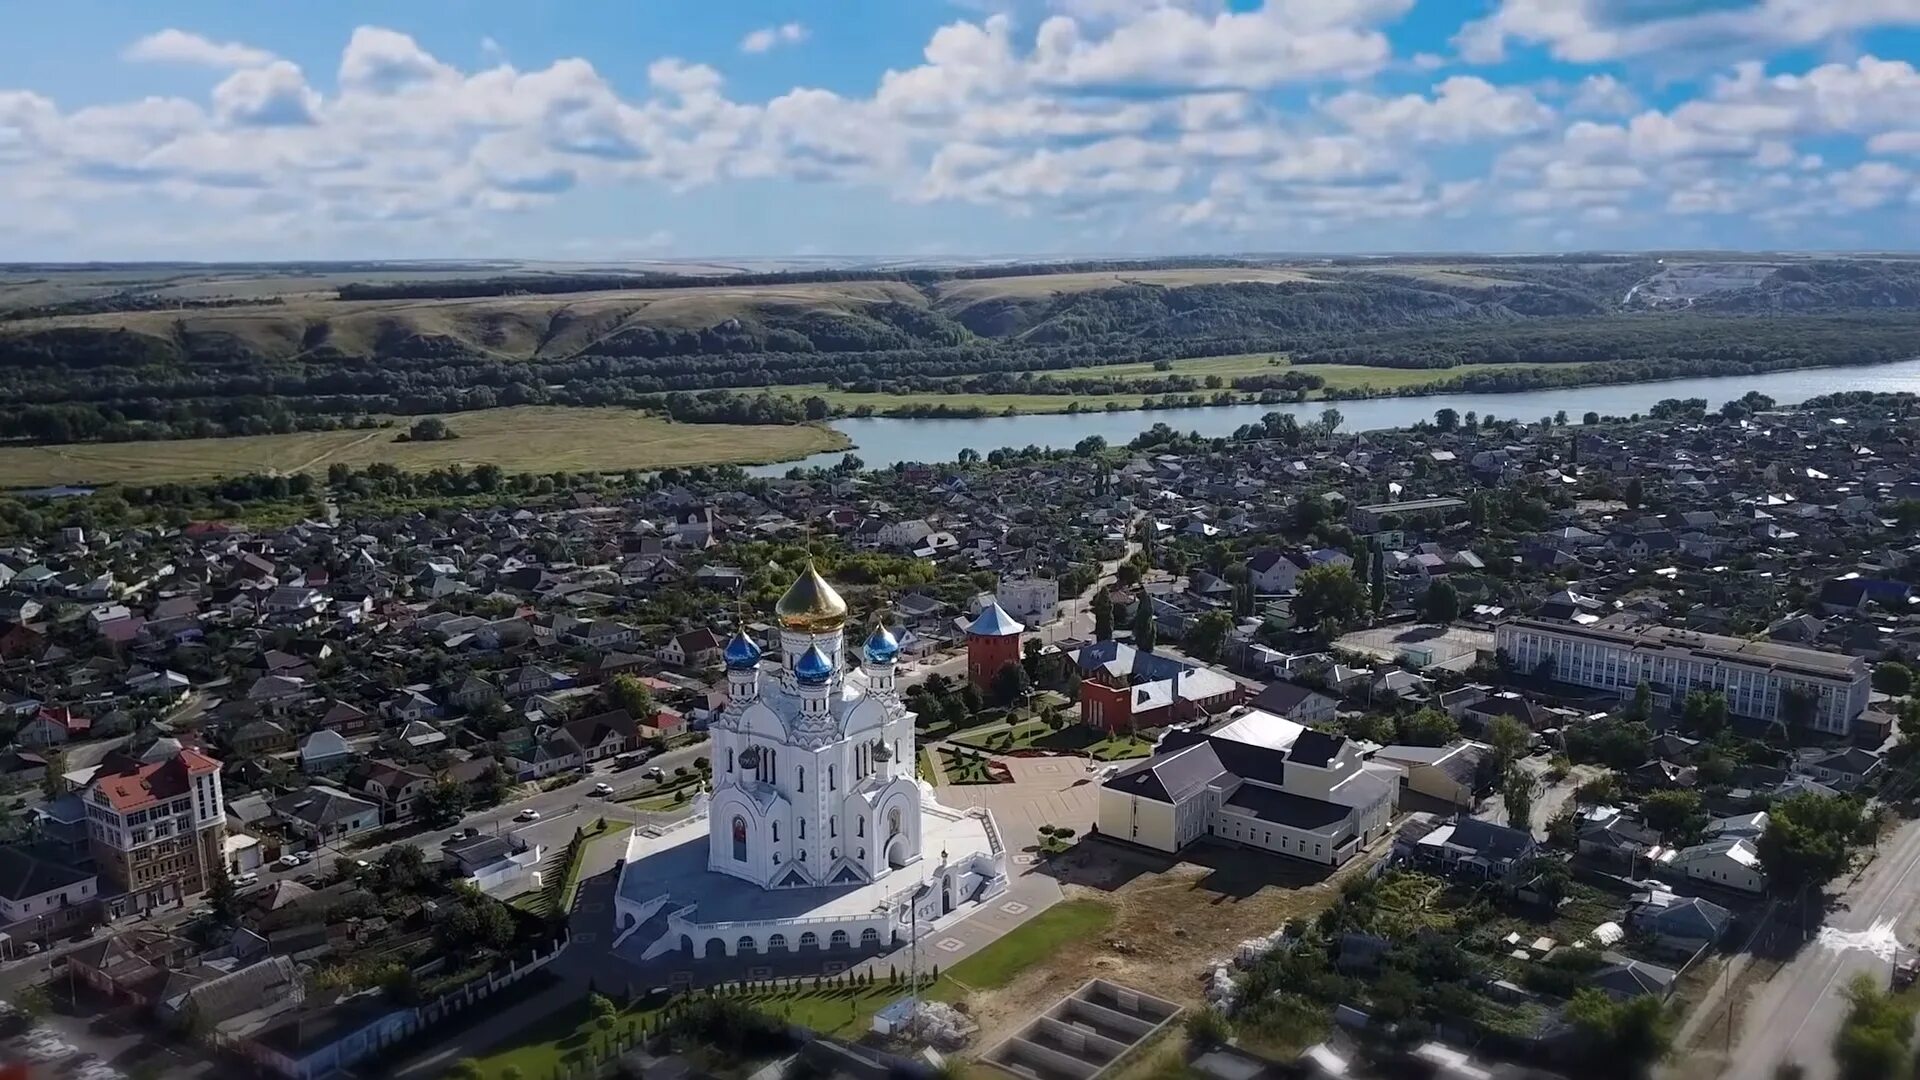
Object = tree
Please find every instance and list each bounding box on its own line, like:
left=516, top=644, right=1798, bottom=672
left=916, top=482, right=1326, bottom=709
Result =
left=1422, top=579, right=1460, bottom=624
left=1091, top=592, right=1113, bottom=641
left=13, top=985, right=49, bottom=1019
left=1872, top=661, right=1912, bottom=697
left=1485, top=715, right=1531, bottom=775
left=1565, top=988, right=1671, bottom=1078
left=1396, top=708, right=1458, bottom=747
left=1185, top=1007, right=1233, bottom=1048
left=1631, top=680, right=1654, bottom=723
left=1434, top=407, right=1459, bottom=432
left=1759, top=793, right=1872, bottom=894
left=1780, top=686, right=1820, bottom=731
left=1623, top=476, right=1644, bottom=510
left=1503, top=771, right=1535, bottom=832
left=1681, top=690, right=1728, bottom=738
left=40, top=748, right=64, bottom=799
left=1641, top=790, right=1706, bottom=845
left=1833, top=973, right=1913, bottom=1080
left=607, top=674, right=655, bottom=719
left=1186, top=610, right=1234, bottom=661
left=206, top=863, right=241, bottom=923
left=990, top=662, right=1030, bottom=707
left=1573, top=771, right=1622, bottom=806
left=1294, top=564, right=1368, bottom=636
left=591, top=991, right=620, bottom=1032
left=1132, top=599, right=1156, bottom=652
left=1320, top=407, right=1344, bottom=439
left=416, top=778, right=470, bottom=829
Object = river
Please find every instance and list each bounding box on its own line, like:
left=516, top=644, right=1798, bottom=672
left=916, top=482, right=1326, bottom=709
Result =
left=750, top=359, right=1920, bottom=476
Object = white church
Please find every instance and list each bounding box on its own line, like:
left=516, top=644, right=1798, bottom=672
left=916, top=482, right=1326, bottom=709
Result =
left=612, top=562, right=1008, bottom=963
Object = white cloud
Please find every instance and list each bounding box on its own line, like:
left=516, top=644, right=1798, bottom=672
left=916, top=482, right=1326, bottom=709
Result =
left=1321, top=76, right=1554, bottom=142
left=212, top=62, right=320, bottom=127
left=1456, top=0, right=1920, bottom=65
left=123, top=29, right=276, bottom=69
left=1568, top=74, right=1638, bottom=117
left=1869, top=131, right=1920, bottom=154
left=741, top=22, right=808, bottom=54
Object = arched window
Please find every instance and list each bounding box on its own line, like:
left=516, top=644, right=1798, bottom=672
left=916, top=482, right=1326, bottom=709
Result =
left=798, top=820, right=806, bottom=840
left=829, top=818, right=837, bottom=837
left=857, top=817, right=865, bottom=838
left=731, top=816, right=748, bottom=862
left=771, top=822, right=779, bottom=842
left=797, top=767, right=805, bottom=793
left=888, top=807, right=902, bottom=839
left=828, top=765, right=836, bottom=791
left=727, top=748, right=735, bottom=773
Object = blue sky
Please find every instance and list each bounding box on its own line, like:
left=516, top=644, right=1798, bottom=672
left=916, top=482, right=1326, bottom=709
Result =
left=3, top=0, right=1919, bottom=260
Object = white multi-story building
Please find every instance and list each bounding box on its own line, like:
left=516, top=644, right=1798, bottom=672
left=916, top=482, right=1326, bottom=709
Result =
left=1495, top=618, right=1871, bottom=735
left=612, top=562, right=1006, bottom=964
left=995, top=576, right=1061, bottom=624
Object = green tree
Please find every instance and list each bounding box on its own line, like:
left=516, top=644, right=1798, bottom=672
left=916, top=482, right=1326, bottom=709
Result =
left=1132, top=599, right=1157, bottom=652
left=1485, top=715, right=1531, bottom=775
left=1681, top=690, right=1729, bottom=737
left=1434, top=407, right=1459, bottom=432
left=1565, top=988, right=1672, bottom=1078
left=1091, top=592, right=1113, bottom=642
left=1503, top=771, right=1535, bottom=832
left=14, top=985, right=49, bottom=1019
left=1833, top=973, right=1913, bottom=1080
left=206, top=863, right=241, bottom=923
left=990, top=662, right=1030, bottom=708
left=40, top=748, right=64, bottom=799
left=607, top=674, right=655, bottom=719
left=1872, top=661, right=1912, bottom=697
left=1758, top=793, right=1871, bottom=894
left=416, top=778, right=470, bottom=829
left=591, top=991, right=620, bottom=1032
left=1641, top=789, right=1707, bottom=845
left=1294, top=564, right=1368, bottom=636
left=1632, top=680, right=1654, bottom=723
left=1396, top=708, right=1458, bottom=747
left=1186, top=610, right=1234, bottom=661
left=1422, top=579, right=1460, bottom=624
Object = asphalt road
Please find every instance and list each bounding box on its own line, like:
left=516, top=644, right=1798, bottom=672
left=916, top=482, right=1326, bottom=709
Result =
left=1720, top=816, right=1920, bottom=1079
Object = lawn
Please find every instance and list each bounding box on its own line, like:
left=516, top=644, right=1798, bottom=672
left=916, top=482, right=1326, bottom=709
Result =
left=0, top=406, right=850, bottom=487
left=936, top=746, right=1011, bottom=784
left=952, top=719, right=1052, bottom=752
left=735, top=980, right=909, bottom=1037
left=935, top=899, right=1114, bottom=992
left=952, top=720, right=1152, bottom=761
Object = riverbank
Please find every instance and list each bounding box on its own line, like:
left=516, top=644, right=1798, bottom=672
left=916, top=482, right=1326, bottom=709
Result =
left=751, top=357, right=1920, bottom=475
left=0, top=407, right=851, bottom=487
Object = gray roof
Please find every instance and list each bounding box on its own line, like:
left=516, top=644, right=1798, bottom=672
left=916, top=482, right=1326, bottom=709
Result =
left=270, top=786, right=378, bottom=827
left=1501, top=617, right=1867, bottom=681
left=1104, top=742, right=1225, bottom=804
left=1222, top=784, right=1349, bottom=834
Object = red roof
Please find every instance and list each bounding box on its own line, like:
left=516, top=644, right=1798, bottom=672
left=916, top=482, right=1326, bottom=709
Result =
left=35, top=706, right=88, bottom=734
left=91, top=749, right=220, bottom=813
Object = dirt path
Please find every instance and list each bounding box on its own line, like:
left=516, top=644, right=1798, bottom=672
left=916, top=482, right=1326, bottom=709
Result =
left=285, top=429, right=381, bottom=474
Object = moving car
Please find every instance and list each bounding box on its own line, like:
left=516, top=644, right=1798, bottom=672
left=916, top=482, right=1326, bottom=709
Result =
left=233, top=872, right=260, bottom=887
left=516, top=808, right=541, bottom=822
left=593, top=782, right=613, bottom=796
left=272, top=854, right=300, bottom=871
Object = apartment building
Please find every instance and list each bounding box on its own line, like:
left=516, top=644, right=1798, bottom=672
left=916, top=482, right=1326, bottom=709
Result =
left=84, top=745, right=226, bottom=913
left=1495, top=618, right=1871, bottom=735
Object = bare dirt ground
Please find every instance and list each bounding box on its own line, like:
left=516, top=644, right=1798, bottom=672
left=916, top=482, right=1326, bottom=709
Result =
left=960, top=838, right=1383, bottom=1046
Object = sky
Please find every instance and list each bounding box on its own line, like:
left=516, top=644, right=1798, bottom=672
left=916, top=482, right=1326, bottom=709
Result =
left=4, top=0, right=1920, bottom=260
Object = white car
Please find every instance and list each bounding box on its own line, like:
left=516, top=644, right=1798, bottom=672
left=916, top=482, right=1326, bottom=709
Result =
left=233, top=872, right=260, bottom=887
left=273, top=855, right=300, bottom=871
left=593, top=782, right=613, bottom=796
left=291, top=851, right=314, bottom=866
left=516, top=808, right=541, bottom=822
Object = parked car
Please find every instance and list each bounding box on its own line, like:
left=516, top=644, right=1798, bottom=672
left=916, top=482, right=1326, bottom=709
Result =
left=290, top=851, right=314, bottom=865
left=234, top=872, right=260, bottom=887
left=272, top=854, right=300, bottom=871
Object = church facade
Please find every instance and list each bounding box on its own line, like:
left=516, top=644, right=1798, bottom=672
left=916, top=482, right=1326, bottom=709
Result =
left=611, top=562, right=1008, bottom=965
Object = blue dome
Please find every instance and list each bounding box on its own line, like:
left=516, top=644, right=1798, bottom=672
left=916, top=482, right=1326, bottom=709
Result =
left=794, top=643, right=834, bottom=686
left=864, top=623, right=901, bottom=665
left=724, top=629, right=762, bottom=670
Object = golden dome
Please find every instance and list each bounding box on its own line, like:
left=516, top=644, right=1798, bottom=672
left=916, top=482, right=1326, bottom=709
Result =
left=775, top=560, right=848, bottom=632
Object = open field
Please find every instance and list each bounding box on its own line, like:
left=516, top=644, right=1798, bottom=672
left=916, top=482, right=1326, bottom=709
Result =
left=0, top=407, right=849, bottom=487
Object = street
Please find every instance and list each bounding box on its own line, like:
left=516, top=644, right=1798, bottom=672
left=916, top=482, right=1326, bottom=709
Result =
left=1718, top=816, right=1920, bottom=1079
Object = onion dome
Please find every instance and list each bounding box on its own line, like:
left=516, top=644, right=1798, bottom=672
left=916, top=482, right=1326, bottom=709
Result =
left=775, top=560, right=848, bottom=633
left=723, top=628, right=762, bottom=670
left=864, top=619, right=901, bottom=666
left=738, top=745, right=761, bottom=770
left=794, top=643, right=835, bottom=686
left=870, top=739, right=892, bottom=763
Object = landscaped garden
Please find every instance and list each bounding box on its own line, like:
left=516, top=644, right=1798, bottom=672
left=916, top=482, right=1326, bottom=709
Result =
left=950, top=717, right=1155, bottom=761
left=935, top=744, right=1013, bottom=784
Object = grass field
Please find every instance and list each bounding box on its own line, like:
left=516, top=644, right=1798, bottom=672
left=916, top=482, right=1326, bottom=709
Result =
left=932, top=267, right=1317, bottom=303
left=936, top=899, right=1114, bottom=992
left=0, top=407, right=849, bottom=487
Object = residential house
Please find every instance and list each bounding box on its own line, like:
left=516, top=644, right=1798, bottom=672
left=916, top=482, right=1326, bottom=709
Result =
left=444, top=834, right=543, bottom=897
left=1629, top=889, right=1731, bottom=956
left=507, top=730, right=585, bottom=780
left=270, top=787, right=383, bottom=846
left=563, top=710, right=639, bottom=762
left=352, top=761, right=432, bottom=823
left=1412, top=817, right=1538, bottom=881
left=1247, top=681, right=1337, bottom=726
left=15, top=706, right=88, bottom=748
left=230, top=720, right=295, bottom=758
left=1370, top=742, right=1484, bottom=807
left=658, top=628, right=724, bottom=669
left=1669, top=837, right=1767, bottom=894
left=297, top=731, right=354, bottom=774
left=0, top=847, right=98, bottom=939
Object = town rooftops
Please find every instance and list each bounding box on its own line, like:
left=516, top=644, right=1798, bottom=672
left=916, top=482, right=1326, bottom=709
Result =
left=1501, top=616, right=1866, bottom=681
left=0, top=846, right=92, bottom=900
left=89, top=747, right=220, bottom=813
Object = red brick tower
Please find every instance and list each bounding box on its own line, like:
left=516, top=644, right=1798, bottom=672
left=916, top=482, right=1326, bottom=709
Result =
left=965, top=600, right=1026, bottom=691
